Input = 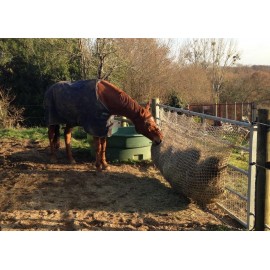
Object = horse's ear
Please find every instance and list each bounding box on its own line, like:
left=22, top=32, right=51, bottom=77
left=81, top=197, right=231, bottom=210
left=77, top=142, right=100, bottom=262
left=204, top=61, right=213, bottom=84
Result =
left=145, top=101, right=151, bottom=111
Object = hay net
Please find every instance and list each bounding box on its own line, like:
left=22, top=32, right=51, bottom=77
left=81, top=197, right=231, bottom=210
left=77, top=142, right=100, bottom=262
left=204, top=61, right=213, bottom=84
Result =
left=151, top=108, right=249, bottom=205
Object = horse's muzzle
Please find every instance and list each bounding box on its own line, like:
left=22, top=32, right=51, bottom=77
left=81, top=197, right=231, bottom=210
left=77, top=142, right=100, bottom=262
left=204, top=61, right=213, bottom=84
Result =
left=153, top=139, right=162, bottom=146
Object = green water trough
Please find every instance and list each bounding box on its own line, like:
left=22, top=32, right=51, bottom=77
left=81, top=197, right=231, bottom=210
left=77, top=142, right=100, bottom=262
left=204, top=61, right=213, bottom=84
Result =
left=90, top=126, right=152, bottom=162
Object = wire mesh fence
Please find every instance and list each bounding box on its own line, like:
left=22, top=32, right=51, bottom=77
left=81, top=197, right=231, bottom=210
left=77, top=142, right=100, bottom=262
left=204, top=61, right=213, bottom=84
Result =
left=217, top=165, right=249, bottom=226
left=152, top=104, right=254, bottom=229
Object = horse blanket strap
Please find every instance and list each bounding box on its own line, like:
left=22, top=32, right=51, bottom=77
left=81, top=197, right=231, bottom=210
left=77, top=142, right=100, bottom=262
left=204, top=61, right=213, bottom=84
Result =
left=44, top=79, right=111, bottom=137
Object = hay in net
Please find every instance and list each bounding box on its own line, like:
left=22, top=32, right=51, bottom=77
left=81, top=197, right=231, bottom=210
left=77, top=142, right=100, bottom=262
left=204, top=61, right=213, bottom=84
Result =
left=151, top=108, right=249, bottom=205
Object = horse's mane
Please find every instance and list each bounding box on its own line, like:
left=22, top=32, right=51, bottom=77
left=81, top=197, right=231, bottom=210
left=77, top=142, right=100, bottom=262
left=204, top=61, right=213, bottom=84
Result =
left=97, top=80, right=151, bottom=121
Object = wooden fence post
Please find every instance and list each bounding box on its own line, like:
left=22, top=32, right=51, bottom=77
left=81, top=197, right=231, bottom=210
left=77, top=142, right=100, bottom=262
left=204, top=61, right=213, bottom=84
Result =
left=252, top=102, right=257, bottom=123
left=255, top=109, right=270, bottom=230
left=151, top=98, right=160, bottom=124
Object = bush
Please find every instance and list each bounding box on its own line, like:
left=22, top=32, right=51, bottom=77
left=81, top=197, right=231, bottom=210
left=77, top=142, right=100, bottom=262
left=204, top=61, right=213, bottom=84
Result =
left=0, top=87, right=24, bottom=128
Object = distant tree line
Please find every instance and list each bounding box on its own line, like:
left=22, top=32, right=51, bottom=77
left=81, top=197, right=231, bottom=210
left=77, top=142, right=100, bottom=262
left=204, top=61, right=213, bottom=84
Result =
left=0, top=38, right=269, bottom=127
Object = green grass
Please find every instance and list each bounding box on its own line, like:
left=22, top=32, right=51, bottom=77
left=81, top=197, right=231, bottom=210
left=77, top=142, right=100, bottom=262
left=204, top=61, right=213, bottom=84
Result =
left=228, top=147, right=249, bottom=171
left=0, top=127, right=48, bottom=141
left=0, top=127, right=90, bottom=149
left=229, top=153, right=249, bottom=171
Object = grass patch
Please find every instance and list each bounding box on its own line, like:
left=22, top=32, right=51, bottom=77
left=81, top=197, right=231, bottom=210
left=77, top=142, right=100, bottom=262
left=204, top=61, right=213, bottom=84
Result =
left=228, top=147, right=249, bottom=171
left=0, top=127, right=91, bottom=149
left=229, top=153, right=248, bottom=171
left=0, top=127, right=48, bottom=141
left=69, top=127, right=90, bottom=149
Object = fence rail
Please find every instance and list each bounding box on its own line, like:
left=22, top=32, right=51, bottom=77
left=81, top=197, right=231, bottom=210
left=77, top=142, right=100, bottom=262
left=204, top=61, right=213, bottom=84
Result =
left=158, top=104, right=252, bottom=128
left=188, top=102, right=254, bottom=122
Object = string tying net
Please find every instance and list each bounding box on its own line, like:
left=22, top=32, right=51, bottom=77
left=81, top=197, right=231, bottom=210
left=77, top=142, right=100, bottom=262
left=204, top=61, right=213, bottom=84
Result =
left=151, top=108, right=249, bottom=205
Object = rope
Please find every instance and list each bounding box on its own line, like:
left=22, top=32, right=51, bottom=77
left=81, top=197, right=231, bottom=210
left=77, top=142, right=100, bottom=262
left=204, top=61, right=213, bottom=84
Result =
left=256, top=121, right=270, bottom=128
left=253, top=162, right=270, bottom=170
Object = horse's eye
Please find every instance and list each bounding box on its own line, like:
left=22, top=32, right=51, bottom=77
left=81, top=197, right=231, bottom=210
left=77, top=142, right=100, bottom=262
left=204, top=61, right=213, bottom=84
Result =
left=145, top=122, right=151, bottom=128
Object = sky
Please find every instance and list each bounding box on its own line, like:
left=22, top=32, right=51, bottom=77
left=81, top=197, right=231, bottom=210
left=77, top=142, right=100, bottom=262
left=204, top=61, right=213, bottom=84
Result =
left=172, top=38, right=270, bottom=66
left=237, top=38, right=270, bottom=66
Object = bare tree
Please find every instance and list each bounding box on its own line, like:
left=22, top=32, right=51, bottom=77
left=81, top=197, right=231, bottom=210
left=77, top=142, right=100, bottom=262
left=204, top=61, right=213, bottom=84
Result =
left=93, top=38, right=123, bottom=80
left=77, top=38, right=122, bottom=80
left=0, top=88, right=24, bottom=128
left=114, top=38, right=176, bottom=102
left=78, top=39, right=90, bottom=80
left=172, top=65, right=213, bottom=105
left=212, top=65, right=270, bottom=108
left=179, top=39, right=240, bottom=103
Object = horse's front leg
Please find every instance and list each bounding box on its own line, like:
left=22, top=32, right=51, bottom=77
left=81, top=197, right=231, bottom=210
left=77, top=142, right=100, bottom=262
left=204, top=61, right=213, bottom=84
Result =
left=48, top=125, right=58, bottom=163
left=64, top=125, right=76, bottom=164
left=100, top=137, right=110, bottom=170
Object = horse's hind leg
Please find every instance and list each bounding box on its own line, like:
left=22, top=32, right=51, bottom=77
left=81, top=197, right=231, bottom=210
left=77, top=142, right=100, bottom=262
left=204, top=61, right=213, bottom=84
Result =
left=64, top=125, right=76, bottom=164
left=100, top=137, right=110, bottom=170
left=93, top=137, right=109, bottom=171
left=53, top=125, right=60, bottom=150
left=48, top=125, right=58, bottom=163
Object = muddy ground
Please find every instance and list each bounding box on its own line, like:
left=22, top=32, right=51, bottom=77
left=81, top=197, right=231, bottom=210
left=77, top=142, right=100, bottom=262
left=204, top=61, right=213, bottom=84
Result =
left=0, top=138, right=243, bottom=231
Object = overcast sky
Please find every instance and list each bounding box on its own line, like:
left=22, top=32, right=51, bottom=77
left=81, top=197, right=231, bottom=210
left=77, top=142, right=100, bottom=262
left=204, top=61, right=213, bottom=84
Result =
left=236, top=39, right=270, bottom=66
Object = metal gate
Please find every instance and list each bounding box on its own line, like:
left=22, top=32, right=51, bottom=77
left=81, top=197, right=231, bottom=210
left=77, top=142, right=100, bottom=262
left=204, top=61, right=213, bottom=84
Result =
left=155, top=102, right=257, bottom=230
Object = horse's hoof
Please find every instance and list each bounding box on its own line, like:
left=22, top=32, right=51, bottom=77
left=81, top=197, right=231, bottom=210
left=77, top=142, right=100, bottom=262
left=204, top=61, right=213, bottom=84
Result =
left=54, top=142, right=60, bottom=150
left=69, top=159, right=76, bottom=164
left=96, top=166, right=103, bottom=173
left=102, top=164, right=110, bottom=170
left=50, top=156, right=58, bottom=163
left=101, top=161, right=110, bottom=170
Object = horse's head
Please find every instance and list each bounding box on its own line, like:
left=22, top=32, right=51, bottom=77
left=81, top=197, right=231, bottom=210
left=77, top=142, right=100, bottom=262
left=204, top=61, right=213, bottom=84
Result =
left=134, top=102, right=163, bottom=145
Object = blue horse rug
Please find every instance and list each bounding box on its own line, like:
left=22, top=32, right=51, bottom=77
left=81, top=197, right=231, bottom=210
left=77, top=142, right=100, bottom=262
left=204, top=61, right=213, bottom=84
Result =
left=44, top=80, right=111, bottom=137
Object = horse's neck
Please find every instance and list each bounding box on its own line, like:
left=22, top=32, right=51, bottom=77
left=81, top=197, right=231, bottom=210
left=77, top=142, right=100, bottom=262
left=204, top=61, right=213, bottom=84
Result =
left=97, top=80, right=147, bottom=122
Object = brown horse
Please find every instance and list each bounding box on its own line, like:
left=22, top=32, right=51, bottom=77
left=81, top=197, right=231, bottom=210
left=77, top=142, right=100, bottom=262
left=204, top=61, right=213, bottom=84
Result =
left=44, top=79, right=163, bottom=170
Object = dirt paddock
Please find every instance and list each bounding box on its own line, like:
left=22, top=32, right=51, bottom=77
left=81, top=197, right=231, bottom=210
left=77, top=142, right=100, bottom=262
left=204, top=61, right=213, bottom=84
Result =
left=0, top=138, right=243, bottom=231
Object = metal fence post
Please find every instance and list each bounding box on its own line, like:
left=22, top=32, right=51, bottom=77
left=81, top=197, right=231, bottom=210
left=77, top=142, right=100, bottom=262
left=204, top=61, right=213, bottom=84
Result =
left=151, top=98, right=160, bottom=125
left=247, top=122, right=257, bottom=230
left=252, top=102, right=257, bottom=123
left=265, top=110, right=270, bottom=231
left=255, top=109, right=267, bottom=230
left=255, top=109, right=270, bottom=231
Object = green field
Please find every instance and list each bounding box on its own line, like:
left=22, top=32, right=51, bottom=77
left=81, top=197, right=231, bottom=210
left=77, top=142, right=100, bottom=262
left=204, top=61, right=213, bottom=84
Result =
left=0, top=127, right=90, bottom=149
